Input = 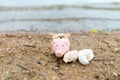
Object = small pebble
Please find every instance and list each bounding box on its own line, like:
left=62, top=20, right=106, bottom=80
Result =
left=52, top=66, right=59, bottom=70
left=110, top=61, right=114, bottom=64
left=37, top=61, right=42, bottom=65
left=113, top=72, right=118, bottom=76
left=28, top=36, right=32, bottom=39
left=72, top=64, right=75, bottom=67
left=114, top=48, right=119, bottom=53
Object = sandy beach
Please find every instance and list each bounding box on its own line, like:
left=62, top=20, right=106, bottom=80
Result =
left=0, top=31, right=119, bottom=80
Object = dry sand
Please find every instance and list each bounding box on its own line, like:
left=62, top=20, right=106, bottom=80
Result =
left=0, top=31, right=120, bottom=80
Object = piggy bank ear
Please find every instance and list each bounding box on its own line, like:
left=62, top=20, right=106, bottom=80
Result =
left=64, top=33, right=70, bottom=38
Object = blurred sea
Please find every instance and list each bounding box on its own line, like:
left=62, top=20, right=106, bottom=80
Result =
left=0, top=0, right=120, bottom=32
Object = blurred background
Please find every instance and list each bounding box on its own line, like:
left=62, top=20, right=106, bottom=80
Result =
left=0, top=0, right=120, bottom=32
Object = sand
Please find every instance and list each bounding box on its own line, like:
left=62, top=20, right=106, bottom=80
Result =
left=0, top=31, right=120, bottom=80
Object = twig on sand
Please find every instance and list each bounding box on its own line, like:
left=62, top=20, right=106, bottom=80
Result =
left=23, top=44, right=36, bottom=48
left=16, top=64, right=29, bottom=71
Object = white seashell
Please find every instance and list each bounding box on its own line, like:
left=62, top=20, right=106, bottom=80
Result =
left=63, top=50, right=78, bottom=63
left=78, top=49, right=94, bottom=65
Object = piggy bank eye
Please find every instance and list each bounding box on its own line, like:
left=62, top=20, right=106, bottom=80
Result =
left=62, top=45, right=64, bottom=47
left=56, top=45, right=58, bottom=46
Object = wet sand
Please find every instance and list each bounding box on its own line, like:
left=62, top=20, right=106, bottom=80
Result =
left=0, top=31, right=120, bottom=80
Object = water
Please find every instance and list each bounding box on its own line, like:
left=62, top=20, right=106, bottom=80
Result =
left=1, top=0, right=120, bottom=7
left=0, top=0, right=120, bottom=32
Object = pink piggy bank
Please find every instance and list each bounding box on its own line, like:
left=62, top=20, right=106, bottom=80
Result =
left=50, top=33, right=70, bottom=57
left=51, top=38, right=70, bottom=57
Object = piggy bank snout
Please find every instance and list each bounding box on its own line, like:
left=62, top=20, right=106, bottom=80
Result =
left=55, top=51, right=64, bottom=57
